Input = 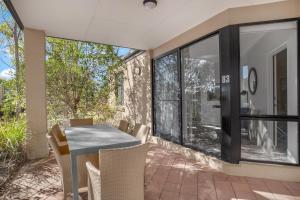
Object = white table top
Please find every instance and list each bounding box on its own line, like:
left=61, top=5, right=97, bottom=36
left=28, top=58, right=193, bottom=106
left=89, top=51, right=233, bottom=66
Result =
left=64, top=125, right=141, bottom=154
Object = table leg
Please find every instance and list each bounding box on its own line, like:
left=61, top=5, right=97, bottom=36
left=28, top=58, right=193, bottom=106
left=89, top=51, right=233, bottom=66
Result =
left=71, top=152, right=79, bottom=200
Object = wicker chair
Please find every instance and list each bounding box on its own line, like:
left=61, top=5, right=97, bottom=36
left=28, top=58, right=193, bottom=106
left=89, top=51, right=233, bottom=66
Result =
left=131, top=123, right=141, bottom=136
left=133, top=124, right=150, bottom=143
left=47, top=126, right=98, bottom=199
left=118, top=120, right=129, bottom=133
left=70, top=118, right=93, bottom=127
left=86, top=143, right=149, bottom=200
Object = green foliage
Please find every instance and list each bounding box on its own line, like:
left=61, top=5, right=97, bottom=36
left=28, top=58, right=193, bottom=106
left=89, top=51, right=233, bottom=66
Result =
left=0, top=1, right=126, bottom=163
left=46, top=37, right=124, bottom=123
left=0, top=1, right=25, bottom=119
left=0, top=72, right=25, bottom=118
left=0, top=2, right=26, bottom=167
left=0, top=118, right=26, bottom=159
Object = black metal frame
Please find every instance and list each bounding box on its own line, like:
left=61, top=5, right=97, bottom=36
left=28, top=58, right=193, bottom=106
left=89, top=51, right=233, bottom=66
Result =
left=152, top=49, right=182, bottom=144
left=152, top=32, right=222, bottom=155
left=3, top=0, right=24, bottom=30
left=219, top=25, right=241, bottom=163
left=152, top=17, right=300, bottom=166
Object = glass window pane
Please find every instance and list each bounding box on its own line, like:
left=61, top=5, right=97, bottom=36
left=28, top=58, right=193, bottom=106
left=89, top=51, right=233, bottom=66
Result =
left=155, top=101, right=180, bottom=142
left=154, top=52, right=181, bottom=143
left=240, top=22, right=298, bottom=116
left=241, top=120, right=298, bottom=164
left=154, top=53, right=180, bottom=101
left=181, top=35, right=221, bottom=157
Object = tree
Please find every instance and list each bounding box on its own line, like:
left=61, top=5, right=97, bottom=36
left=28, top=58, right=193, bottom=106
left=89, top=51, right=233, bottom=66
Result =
left=0, top=2, right=24, bottom=119
left=46, top=37, right=123, bottom=121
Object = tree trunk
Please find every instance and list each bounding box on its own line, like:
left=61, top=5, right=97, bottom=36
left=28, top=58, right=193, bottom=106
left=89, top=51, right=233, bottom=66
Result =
left=72, top=105, right=78, bottom=118
left=13, top=23, right=21, bottom=119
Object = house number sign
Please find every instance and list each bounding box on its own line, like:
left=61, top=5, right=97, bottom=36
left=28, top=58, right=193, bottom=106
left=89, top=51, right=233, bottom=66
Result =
left=222, top=75, right=230, bottom=84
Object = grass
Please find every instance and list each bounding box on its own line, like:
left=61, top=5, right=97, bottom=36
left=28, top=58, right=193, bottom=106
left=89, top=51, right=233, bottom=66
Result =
left=0, top=118, right=26, bottom=161
left=0, top=118, right=26, bottom=178
left=0, top=118, right=26, bottom=190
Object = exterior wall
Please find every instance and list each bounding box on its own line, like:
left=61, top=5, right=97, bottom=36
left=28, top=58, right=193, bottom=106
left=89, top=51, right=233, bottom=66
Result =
left=224, top=161, right=300, bottom=182
left=153, top=0, right=300, bottom=58
left=24, top=28, right=48, bottom=159
left=114, top=51, right=152, bottom=133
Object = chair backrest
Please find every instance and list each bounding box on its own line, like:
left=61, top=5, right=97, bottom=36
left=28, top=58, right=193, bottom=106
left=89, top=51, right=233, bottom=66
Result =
left=46, top=132, right=63, bottom=164
left=70, top=118, right=93, bottom=127
left=99, top=143, right=149, bottom=200
left=47, top=132, right=87, bottom=195
left=46, top=132, right=73, bottom=191
left=86, top=161, right=101, bottom=200
left=52, top=124, right=67, bottom=141
left=135, top=125, right=150, bottom=143
left=132, top=123, right=141, bottom=136
left=118, top=120, right=129, bottom=133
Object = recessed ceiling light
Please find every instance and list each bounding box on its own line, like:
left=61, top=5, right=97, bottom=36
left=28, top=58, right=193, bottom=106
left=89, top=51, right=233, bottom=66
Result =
left=143, top=0, right=157, bottom=9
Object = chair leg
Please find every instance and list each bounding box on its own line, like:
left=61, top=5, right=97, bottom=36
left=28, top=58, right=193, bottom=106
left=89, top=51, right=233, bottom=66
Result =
left=88, top=176, right=93, bottom=200
left=63, top=191, right=67, bottom=200
left=62, top=181, right=68, bottom=200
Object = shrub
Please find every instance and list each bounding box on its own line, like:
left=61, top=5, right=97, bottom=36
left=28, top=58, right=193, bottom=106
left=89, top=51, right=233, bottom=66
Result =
left=0, top=119, right=26, bottom=161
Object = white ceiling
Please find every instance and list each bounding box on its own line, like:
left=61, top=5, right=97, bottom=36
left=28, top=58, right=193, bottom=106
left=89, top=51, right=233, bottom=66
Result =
left=11, top=0, right=283, bottom=50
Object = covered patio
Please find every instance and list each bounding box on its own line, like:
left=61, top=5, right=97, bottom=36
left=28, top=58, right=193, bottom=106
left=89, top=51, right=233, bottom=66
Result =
left=2, top=0, right=300, bottom=199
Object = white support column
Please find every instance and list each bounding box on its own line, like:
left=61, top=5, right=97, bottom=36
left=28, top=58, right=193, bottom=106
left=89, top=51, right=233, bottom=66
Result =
left=24, top=28, right=48, bottom=159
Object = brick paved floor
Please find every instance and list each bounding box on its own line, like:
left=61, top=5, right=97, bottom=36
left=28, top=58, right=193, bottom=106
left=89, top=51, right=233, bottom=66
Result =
left=1, top=144, right=300, bottom=200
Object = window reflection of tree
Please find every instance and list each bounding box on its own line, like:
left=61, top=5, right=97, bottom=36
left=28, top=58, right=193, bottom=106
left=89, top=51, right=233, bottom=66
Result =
left=183, top=57, right=218, bottom=127
left=183, top=58, right=217, bottom=94
left=181, top=45, right=221, bottom=157
left=154, top=53, right=180, bottom=143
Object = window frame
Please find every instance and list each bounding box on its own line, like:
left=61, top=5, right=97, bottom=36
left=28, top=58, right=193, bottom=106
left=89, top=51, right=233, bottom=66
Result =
left=152, top=31, right=221, bottom=150
left=180, top=34, right=222, bottom=156
left=238, top=19, right=300, bottom=166
left=152, top=49, right=182, bottom=144
left=152, top=18, right=300, bottom=166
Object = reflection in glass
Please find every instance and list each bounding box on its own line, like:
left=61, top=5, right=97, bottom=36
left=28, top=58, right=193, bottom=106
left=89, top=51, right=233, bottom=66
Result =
left=154, top=53, right=181, bottom=143
left=181, top=35, right=221, bottom=157
left=241, top=120, right=298, bottom=164
left=240, top=22, right=298, bottom=116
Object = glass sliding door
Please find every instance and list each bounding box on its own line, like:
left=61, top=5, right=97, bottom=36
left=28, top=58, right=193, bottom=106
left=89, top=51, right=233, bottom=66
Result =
left=154, top=52, right=181, bottom=143
left=181, top=35, right=221, bottom=157
left=240, top=21, right=299, bottom=164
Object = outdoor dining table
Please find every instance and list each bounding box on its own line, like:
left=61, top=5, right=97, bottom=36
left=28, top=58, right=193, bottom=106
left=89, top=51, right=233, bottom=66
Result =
left=64, top=124, right=141, bottom=200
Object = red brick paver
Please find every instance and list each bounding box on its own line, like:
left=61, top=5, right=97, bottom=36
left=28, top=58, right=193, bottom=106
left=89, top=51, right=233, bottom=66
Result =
left=1, top=144, right=300, bottom=200
left=145, top=145, right=300, bottom=200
